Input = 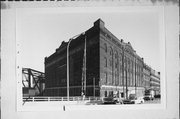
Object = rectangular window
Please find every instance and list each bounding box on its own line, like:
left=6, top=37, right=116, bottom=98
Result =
left=104, top=72, right=107, bottom=84
left=116, top=73, right=119, bottom=85
left=129, top=72, right=131, bottom=86
left=120, top=69, right=121, bottom=86
left=128, top=73, right=130, bottom=86
left=115, top=62, right=118, bottom=68
left=104, top=57, right=107, bottom=67
left=109, top=74, right=112, bottom=85
left=109, top=59, right=112, bottom=67
left=137, top=75, right=139, bottom=87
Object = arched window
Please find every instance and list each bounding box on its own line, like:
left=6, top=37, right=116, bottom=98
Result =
left=109, top=47, right=113, bottom=56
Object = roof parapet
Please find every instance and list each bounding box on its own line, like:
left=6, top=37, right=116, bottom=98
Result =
left=94, top=18, right=105, bottom=28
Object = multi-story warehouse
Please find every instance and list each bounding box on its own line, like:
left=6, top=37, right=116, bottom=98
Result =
left=150, top=69, right=160, bottom=96
left=44, top=19, right=158, bottom=99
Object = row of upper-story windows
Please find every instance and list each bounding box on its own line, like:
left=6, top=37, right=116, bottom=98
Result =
left=103, top=57, right=122, bottom=68
left=102, top=71, right=143, bottom=87
left=103, top=43, right=119, bottom=56
left=104, top=57, right=143, bottom=73
left=103, top=42, right=144, bottom=75
left=103, top=42, right=143, bottom=63
left=101, top=42, right=146, bottom=87
left=102, top=64, right=143, bottom=86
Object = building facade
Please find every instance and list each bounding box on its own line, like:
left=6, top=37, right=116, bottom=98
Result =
left=99, top=20, right=144, bottom=99
left=143, top=63, right=151, bottom=91
left=44, top=20, right=100, bottom=96
left=150, top=69, right=161, bottom=96
left=44, top=19, right=159, bottom=99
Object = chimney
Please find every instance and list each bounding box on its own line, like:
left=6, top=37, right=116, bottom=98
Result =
left=94, top=18, right=105, bottom=28
left=121, top=39, right=123, bottom=42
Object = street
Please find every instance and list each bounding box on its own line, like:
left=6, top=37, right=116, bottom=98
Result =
left=143, top=99, right=161, bottom=104
left=98, top=98, right=161, bottom=105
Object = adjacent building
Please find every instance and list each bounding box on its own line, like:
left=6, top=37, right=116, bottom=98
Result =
left=143, top=63, right=151, bottom=92
left=44, top=19, right=160, bottom=99
left=150, top=69, right=161, bottom=96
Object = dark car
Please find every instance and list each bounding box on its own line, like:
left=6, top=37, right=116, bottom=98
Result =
left=102, top=97, right=119, bottom=104
left=143, top=95, right=154, bottom=101
left=154, top=94, right=161, bottom=99
left=122, top=99, right=135, bottom=104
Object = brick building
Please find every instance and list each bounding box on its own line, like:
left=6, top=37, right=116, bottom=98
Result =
left=44, top=19, right=159, bottom=99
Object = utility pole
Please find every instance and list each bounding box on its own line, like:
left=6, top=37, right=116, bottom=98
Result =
left=67, top=38, right=72, bottom=101
left=135, top=58, right=137, bottom=97
left=125, top=59, right=128, bottom=100
left=67, top=32, right=85, bottom=101
left=122, top=48, right=125, bottom=99
left=84, top=35, right=87, bottom=96
left=93, top=77, right=95, bottom=99
left=81, top=34, right=87, bottom=97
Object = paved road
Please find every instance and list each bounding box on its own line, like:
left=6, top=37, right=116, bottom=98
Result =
left=144, top=99, right=161, bottom=104
left=97, top=98, right=161, bottom=105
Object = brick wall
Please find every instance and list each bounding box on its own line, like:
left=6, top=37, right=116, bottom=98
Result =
left=44, top=23, right=100, bottom=96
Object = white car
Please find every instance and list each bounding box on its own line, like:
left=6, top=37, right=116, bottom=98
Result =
left=132, top=97, right=144, bottom=104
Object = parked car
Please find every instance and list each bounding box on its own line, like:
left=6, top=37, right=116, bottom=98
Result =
left=102, top=96, right=122, bottom=104
left=102, top=97, right=117, bottom=104
left=143, top=95, right=154, bottom=101
left=122, top=99, right=135, bottom=104
left=131, top=97, right=144, bottom=104
left=154, top=94, right=161, bottom=99
left=129, top=94, right=136, bottom=100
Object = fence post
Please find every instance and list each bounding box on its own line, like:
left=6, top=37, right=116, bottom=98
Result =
left=48, top=97, right=50, bottom=101
left=62, top=97, right=64, bottom=101
left=32, top=97, right=34, bottom=102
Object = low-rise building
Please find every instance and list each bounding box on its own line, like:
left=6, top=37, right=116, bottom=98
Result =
left=143, top=63, right=151, bottom=91
left=150, top=69, right=160, bottom=97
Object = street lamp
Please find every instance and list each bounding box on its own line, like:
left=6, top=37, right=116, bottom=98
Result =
left=135, top=58, right=137, bottom=98
left=67, top=32, right=85, bottom=101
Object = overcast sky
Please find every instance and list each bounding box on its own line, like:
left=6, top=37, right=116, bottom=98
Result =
left=17, top=8, right=161, bottom=72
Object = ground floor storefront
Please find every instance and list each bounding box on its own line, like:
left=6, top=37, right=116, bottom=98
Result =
left=100, top=85, right=145, bottom=99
